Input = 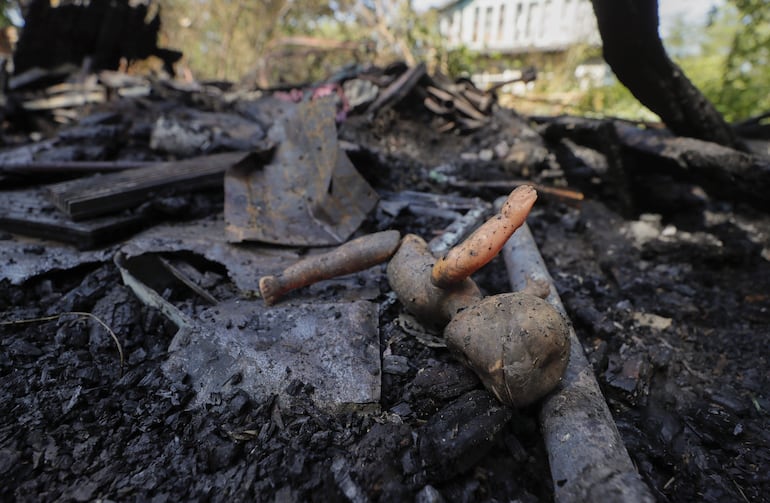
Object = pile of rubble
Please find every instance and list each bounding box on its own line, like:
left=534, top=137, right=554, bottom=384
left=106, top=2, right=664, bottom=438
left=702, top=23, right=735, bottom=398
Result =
left=2, top=50, right=769, bottom=502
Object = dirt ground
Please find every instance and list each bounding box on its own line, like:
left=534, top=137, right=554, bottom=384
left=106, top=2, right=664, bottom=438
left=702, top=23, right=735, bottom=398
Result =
left=1, top=98, right=769, bottom=502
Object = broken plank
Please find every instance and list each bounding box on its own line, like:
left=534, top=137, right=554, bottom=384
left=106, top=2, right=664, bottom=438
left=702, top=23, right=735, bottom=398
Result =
left=0, top=160, right=151, bottom=175
left=22, top=90, right=107, bottom=110
left=0, top=189, right=147, bottom=249
left=366, top=62, right=426, bottom=116
left=47, top=151, right=254, bottom=220
left=613, top=121, right=770, bottom=211
left=426, top=82, right=490, bottom=121
left=536, top=115, right=770, bottom=212
left=425, top=85, right=455, bottom=103
left=423, top=96, right=452, bottom=116
left=450, top=95, right=489, bottom=122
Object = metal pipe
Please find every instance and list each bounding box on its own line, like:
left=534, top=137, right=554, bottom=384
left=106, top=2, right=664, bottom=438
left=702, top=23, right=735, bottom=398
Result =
left=503, top=223, right=654, bottom=503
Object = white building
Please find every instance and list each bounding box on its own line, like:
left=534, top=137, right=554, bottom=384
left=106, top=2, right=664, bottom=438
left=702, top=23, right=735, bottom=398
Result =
left=438, top=0, right=600, bottom=53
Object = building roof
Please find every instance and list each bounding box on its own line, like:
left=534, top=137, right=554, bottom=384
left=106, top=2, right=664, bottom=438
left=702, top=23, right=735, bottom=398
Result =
left=436, top=0, right=472, bottom=14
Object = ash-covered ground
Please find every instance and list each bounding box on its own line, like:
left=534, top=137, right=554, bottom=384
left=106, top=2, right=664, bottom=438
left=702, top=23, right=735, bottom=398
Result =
left=2, top=93, right=769, bottom=502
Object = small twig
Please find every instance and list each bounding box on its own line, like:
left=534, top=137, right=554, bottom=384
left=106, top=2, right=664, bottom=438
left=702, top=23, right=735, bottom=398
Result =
left=447, top=178, right=585, bottom=203
left=1, top=311, right=125, bottom=374
left=731, top=476, right=751, bottom=503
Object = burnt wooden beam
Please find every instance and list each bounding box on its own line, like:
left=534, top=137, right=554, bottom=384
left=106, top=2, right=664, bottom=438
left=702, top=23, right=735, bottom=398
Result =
left=0, top=189, right=147, bottom=249
left=537, top=115, right=770, bottom=211
left=47, top=151, right=252, bottom=221
left=366, top=62, right=426, bottom=116
left=733, top=111, right=770, bottom=140
left=614, top=122, right=770, bottom=210
left=1, top=160, right=151, bottom=176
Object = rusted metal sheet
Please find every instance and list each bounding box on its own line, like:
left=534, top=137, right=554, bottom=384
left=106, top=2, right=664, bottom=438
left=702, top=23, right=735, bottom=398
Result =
left=116, top=253, right=382, bottom=413
left=0, top=235, right=114, bottom=285
left=225, top=98, right=378, bottom=246
left=120, top=215, right=385, bottom=300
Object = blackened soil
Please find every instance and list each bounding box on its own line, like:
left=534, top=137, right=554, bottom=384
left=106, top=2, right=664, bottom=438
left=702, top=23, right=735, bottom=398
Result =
left=2, top=104, right=769, bottom=502
left=0, top=260, right=551, bottom=502
left=530, top=198, right=770, bottom=502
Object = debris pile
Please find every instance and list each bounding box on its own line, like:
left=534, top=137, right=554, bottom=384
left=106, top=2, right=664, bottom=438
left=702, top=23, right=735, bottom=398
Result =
left=0, top=60, right=534, bottom=249
left=1, top=46, right=769, bottom=503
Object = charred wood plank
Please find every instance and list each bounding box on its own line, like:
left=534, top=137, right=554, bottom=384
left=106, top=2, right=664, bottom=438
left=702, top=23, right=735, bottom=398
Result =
left=423, top=96, right=452, bottom=116
left=614, top=122, right=770, bottom=210
left=455, top=79, right=496, bottom=113
left=538, top=115, right=770, bottom=211
left=0, top=189, right=147, bottom=249
left=416, top=390, right=512, bottom=482
left=425, top=84, right=454, bottom=103
left=450, top=94, right=489, bottom=122
left=1, top=160, right=151, bottom=176
left=534, top=112, right=656, bottom=147
left=8, top=65, right=76, bottom=92
left=366, top=62, right=426, bottom=115
left=47, top=151, right=252, bottom=220
left=22, top=89, right=106, bottom=110
left=455, top=117, right=488, bottom=132
left=536, top=115, right=633, bottom=213
left=733, top=111, right=770, bottom=140
left=426, top=82, right=489, bottom=121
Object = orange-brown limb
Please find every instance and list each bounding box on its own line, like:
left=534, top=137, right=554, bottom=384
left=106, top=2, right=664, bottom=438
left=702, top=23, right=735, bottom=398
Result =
left=259, top=230, right=401, bottom=306
left=431, top=185, right=537, bottom=288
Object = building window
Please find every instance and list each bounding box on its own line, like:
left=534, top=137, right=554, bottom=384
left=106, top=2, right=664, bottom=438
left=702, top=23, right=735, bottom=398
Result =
left=541, top=0, right=552, bottom=37
left=498, top=3, right=506, bottom=41
left=455, top=10, right=465, bottom=43
left=484, top=6, right=494, bottom=43
left=525, top=2, right=535, bottom=40
left=473, top=6, right=480, bottom=42
left=514, top=3, right=522, bottom=41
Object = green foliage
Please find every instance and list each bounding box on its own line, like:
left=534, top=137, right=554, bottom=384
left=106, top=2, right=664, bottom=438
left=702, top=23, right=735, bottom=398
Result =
left=575, top=1, right=768, bottom=123
left=535, top=43, right=602, bottom=93
left=0, top=0, right=20, bottom=26
left=716, top=0, right=770, bottom=121
left=443, top=46, right=478, bottom=77
left=667, top=1, right=769, bottom=122
left=575, top=80, right=660, bottom=121
left=158, top=0, right=444, bottom=85
left=160, top=0, right=363, bottom=84
left=149, top=0, right=770, bottom=123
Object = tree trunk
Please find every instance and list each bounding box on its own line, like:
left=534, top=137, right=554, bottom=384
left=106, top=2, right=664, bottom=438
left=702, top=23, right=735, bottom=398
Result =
left=590, top=0, right=742, bottom=150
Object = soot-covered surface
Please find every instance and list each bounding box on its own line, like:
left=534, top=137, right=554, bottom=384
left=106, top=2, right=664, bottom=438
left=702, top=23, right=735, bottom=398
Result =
left=2, top=101, right=769, bottom=502
left=1, top=255, right=550, bottom=502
